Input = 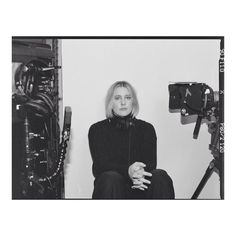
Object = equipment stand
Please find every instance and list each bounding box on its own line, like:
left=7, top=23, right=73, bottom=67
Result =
left=191, top=158, right=223, bottom=199
left=191, top=120, right=224, bottom=199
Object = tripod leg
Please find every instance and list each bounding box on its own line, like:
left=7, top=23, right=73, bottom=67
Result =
left=191, top=160, right=215, bottom=199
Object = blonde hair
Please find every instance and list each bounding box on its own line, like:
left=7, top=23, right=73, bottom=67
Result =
left=105, top=81, right=139, bottom=118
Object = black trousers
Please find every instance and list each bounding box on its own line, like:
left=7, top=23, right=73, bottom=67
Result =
left=92, top=169, right=175, bottom=199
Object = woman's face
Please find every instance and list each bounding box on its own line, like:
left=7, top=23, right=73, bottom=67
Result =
left=112, top=86, right=133, bottom=117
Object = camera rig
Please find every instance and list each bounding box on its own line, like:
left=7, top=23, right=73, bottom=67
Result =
left=168, top=82, right=223, bottom=199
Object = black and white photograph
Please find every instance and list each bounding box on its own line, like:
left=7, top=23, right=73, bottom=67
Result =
left=12, top=37, right=224, bottom=200
left=3, top=0, right=236, bottom=235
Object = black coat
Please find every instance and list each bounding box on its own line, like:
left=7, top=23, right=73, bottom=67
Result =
left=88, top=118, right=157, bottom=179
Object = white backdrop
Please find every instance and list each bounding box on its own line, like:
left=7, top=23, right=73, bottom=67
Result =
left=62, top=39, right=220, bottom=199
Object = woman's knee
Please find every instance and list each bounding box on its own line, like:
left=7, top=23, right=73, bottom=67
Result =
left=93, top=171, right=126, bottom=199
left=96, top=171, right=125, bottom=187
left=150, top=169, right=175, bottom=199
left=151, top=169, right=170, bottom=180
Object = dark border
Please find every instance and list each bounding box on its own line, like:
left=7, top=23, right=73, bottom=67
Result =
left=12, top=36, right=224, bottom=199
left=219, top=38, right=224, bottom=199
left=12, top=36, right=224, bottom=40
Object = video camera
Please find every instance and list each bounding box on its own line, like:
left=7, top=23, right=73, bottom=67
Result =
left=168, top=82, right=223, bottom=199
left=168, top=82, right=219, bottom=139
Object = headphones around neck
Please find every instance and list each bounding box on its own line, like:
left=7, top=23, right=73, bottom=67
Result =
left=109, top=115, right=135, bottom=130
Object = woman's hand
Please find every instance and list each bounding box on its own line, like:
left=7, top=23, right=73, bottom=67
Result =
left=128, top=162, right=152, bottom=191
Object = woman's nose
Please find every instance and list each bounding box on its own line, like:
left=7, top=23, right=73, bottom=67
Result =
left=121, top=98, right=126, bottom=105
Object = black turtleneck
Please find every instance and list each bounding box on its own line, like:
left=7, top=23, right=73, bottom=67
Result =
left=88, top=116, right=157, bottom=180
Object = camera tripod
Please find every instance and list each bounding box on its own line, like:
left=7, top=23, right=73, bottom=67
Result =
left=191, top=120, right=224, bottom=199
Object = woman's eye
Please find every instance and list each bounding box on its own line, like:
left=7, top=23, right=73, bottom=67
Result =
left=126, top=96, right=132, bottom=100
left=114, top=96, right=120, bottom=100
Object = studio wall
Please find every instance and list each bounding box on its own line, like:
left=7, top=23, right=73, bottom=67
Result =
left=62, top=39, right=220, bottom=199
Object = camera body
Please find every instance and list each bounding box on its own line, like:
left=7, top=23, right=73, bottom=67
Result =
left=168, top=82, right=219, bottom=139
left=169, top=82, right=219, bottom=121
